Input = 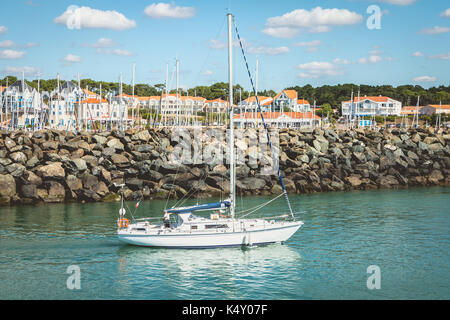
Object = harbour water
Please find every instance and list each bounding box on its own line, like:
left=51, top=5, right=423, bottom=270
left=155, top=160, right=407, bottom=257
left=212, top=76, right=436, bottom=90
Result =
left=0, top=187, right=448, bottom=300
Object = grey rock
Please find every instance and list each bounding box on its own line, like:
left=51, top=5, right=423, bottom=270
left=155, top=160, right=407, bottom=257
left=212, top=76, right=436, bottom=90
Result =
left=0, top=174, right=16, bottom=197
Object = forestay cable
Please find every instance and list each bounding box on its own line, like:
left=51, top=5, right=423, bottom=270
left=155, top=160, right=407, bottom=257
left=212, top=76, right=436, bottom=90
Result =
left=232, top=16, right=295, bottom=220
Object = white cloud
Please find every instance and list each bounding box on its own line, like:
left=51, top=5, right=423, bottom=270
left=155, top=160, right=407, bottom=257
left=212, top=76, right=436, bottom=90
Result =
left=0, top=40, right=15, bottom=48
left=23, top=42, right=39, bottom=48
left=62, top=54, right=82, bottom=63
left=429, top=52, right=450, bottom=60
left=0, top=26, right=7, bottom=35
left=208, top=38, right=247, bottom=50
left=91, top=38, right=115, bottom=48
left=309, top=25, right=331, bottom=33
left=370, top=48, right=383, bottom=56
left=358, top=55, right=383, bottom=64
left=262, top=7, right=363, bottom=38
left=112, top=49, right=134, bottom=56
left=293, top=40, right=321, bottom=47
left=297, top=61, right=343, bottom=79
left=413, top=76, right=436, bottom=82
left=202, top=70, right=213, bottom=76
left=0, top=41, right=39, bottom=49
left=441, top=9, right=450, bottom=18
left=54, top=6, right=136, bottom=31
left=247, top=46, right=290, bottom=56
left=333, top=58, right=351, bottom=65
left=374, top=0, right=416, bottom=5
left=293, top=40, right=321, bottom=53
left=208, top=39, right=226, bottom=49
left=412, top=51, right=424, bottom=57
left=0, top=49, right=25, bottom=59
left=144, top=3, right=196, bottom=19
left=95, top=48, right=134, bottom=56
left=419, top=26, right=450, bottom=34
left=3, top=66, right=40, bottom=76
left=262, top=27, right=300, bottom=38
left=306, top=46, right=319, bottom=53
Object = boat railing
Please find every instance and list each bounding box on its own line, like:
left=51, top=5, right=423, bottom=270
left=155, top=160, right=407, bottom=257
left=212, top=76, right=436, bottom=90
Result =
left=133, top=217, right=163, bottom=221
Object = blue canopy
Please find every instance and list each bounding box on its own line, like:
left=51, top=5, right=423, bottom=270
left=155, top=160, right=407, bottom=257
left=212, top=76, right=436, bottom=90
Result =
left=166, top=201, right=231, bottom=214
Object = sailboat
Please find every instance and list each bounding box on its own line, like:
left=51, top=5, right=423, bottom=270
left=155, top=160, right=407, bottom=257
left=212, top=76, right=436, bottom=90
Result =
left=117, top=13, right=303, bottom=248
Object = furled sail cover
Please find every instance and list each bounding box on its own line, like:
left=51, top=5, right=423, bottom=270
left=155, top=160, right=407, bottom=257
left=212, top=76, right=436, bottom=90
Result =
left=166, top=201, right=231, bottom=214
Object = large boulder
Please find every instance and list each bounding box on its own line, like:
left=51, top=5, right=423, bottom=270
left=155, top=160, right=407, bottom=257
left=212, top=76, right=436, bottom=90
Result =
left=20, top=184, right=38, bottom=199
left=6, top=163, right=26, bottom=177
left=10, top=152, right=27, bottom=164
left=131, top=130, right=151, bottom=142
left=107, top=138, right=124, bottom=151
left=0, top=174, right=16, bottom=197
left=66, top=175, right=82, bottom=191
left=44, top=181, right=66, bottom=203
left=346, top=175, right=362, bottom=187
left=72, top=158, right=87, bottom=172
left=37, top=162, right=65, bottom=179
left=4, top=137, right=17, bottom=151
left=111, top=154, right=129, bottom=166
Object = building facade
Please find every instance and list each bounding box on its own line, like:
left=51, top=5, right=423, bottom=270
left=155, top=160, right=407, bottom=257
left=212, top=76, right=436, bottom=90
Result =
left=234, top=111, right=320, bottom=129
left=342, top=96, right=402, bottom=117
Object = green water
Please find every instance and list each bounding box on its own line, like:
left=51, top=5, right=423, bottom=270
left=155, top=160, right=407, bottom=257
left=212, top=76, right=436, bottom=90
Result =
left=0, top=187, right=449, bottom=300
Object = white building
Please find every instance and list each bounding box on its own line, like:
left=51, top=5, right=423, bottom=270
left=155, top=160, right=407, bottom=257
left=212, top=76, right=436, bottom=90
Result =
left=1, top=80, right=42, bottom=130
left=204, top=98, right=228, bottom=113
left=342, top=96, right=402, bottom=117
left=421, top=104, right=450, bottom=115
left=238, top=96, right=273, bottom=113
left=48, top=81, right=81, bottom=129
left=234, top=111, right=320, bottom=129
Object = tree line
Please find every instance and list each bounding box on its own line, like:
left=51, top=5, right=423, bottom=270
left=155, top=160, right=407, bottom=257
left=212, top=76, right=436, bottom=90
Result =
left=286, top=84, right=450, bottom=107
left=1, top=76, right=448, bottom=107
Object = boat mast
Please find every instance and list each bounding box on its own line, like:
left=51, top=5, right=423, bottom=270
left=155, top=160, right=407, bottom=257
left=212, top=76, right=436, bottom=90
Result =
left=56, top=74, right=60, bottom=129
left=227, top=13, right=236, bottom=220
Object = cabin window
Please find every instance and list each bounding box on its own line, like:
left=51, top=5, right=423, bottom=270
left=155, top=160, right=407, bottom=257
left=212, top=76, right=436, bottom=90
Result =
left=205, top=224, right=228, bottom=229
left=191, top=225, right=198, bottom=230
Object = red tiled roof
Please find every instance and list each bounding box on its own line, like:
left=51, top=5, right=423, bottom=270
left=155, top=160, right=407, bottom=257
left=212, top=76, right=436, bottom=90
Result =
left=234, top=111, right=320, bottom=120
left=83, top=88, right=97, bottom=96
left=81, top=98, right=108, bottom=104
left=427, top=104, right=450, bottom=109
left=343, top=96, right=397, bottom=103
left=297, top=99, right=310, bottom=105
left=274, top=90, right=298, bottom=100
left=243, top=96, right=273, bottom=106
left=245, top=96, right=272, bottom=102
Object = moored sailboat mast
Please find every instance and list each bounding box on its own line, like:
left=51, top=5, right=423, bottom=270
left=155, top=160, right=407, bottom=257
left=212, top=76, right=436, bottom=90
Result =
left=227, top=13, right=236, bottom=220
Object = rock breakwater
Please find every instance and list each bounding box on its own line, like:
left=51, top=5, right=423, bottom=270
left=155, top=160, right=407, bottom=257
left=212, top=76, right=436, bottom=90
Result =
left=0, top=127, right=448, bottom=206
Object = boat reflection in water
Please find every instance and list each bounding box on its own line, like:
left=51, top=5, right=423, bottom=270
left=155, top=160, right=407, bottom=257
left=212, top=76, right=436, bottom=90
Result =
left=116, top=243, right=303, bottom=299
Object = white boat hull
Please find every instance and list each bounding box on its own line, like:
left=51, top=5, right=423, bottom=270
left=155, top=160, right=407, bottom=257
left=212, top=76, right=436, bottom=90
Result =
left=118, top=221, right=303, bottom=248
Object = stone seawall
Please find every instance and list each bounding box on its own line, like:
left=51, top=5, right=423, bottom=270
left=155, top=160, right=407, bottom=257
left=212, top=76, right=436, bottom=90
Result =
left=0, top=127, right=449, bottom=206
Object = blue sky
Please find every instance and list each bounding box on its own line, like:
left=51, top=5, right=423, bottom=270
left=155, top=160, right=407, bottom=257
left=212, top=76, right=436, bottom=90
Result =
left=0, top=0, right=449, bottom=92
